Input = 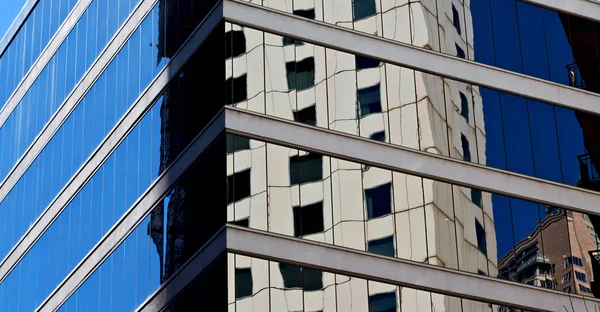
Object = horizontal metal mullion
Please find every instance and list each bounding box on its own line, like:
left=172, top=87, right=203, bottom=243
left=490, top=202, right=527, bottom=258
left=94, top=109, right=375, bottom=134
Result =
left=222, top=0, right=600, bottom=117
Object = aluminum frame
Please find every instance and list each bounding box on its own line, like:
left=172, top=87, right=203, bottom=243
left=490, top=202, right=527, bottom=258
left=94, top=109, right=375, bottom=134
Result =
left=222, top=0, right=600, bottom=117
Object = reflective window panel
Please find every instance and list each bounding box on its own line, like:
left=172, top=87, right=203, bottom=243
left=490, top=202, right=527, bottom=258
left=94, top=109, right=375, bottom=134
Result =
left=242, top=0, right=600, bottom=97
left=0, top=0, right=141, bottom=184
left=0, top=27, right=225, bottom=310
left=225, top=24, right=600, bottom=195
left=226, top=134, right=600, bottom=298
left=0, top=0, right=77, bottom=108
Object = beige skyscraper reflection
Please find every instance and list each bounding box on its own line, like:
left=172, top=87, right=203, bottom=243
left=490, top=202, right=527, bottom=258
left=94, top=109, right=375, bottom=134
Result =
left=225, top=0, right=497, bottom=310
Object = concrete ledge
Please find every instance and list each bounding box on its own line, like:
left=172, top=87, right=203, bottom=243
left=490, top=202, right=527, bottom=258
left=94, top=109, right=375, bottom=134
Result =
left=521, top=0, right=600, bottom=24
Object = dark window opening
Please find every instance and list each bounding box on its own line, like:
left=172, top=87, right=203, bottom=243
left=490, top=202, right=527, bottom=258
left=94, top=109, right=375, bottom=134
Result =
left=459, top=91, right=469, bottom=121
left=477, top=270, right=487, bottom=276
left=279, top=263, right=324, bottom=291
left=369, top=292, right=397, bottom=312
left=357, top=84, right=382, bottom=118
left=293, top=201, right=324, bottom=237
left=461, top=134, right=471, bottom=162
left=456, top=43, right=466, bottom=59
left=452, top=4, right=461, bottom=35
left=293, top=105, right=317, bottom=126
left=227, top=135, right=251, bottom=154
left=286, top=57, right=315, bottom=91
left=471, top=188, right=482, bottom=208
left=231, top=218, right=249, bottom=227
left=225, top=30, right=246, bottom=59
left=365, top=183, right=392, bottom=219
left=353, top=0, right=377, bottom=21
left=369, top=130, right=386, bottom=142
left=368, top=236, right=395, bottom=257
left=227, top=169, right=251, bottom=205
left=226, top=74, right=247, bottom=105
left=475, top=220, right=487, bottom=256
left=356, top=55, right=380, bottom=70
left=576, top=271, right=588, bottom=282
left=290, top=153, right=322, bottom=185
left=235, top=268, right=253, bottom=299
left=579, top=284, right=592, bottom=293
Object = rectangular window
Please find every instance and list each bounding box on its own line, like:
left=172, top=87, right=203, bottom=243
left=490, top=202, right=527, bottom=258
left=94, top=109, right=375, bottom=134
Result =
left=365, top=183, right=392, bottom=219
left=565, top=256, right=584, bottom=268
left=286, top=57, right=315, bottom=91
left=226, top=135, right=251, bottom=154
left=579, top=284, right=592, bottom=293
left=459, top=91, right=469, bottom=121
left=357, top=84, right=382, bottom=118
left=235, top=268, right=253, bottom=299
left=278, top=263, right=324, bottom=291
left=461, top=134, right=471, bottom=162
left=293, top=104, right=317, bottom=126
left=576, top=271, right=588, bottom=282
left=456, top=43, right=466, bottom=59
left=226, top=74, right=247, bottom=105
left=452, top=4, right=461, bottom=35
left=475, top=220, right=487, bottom=256
left=353, top=0, right=377, bottom=21
left=369, top=292, right=397, bottom=312
left=227, top=169, right=251, bottom=205
left=225, top=30, right=246, bottom=59
left=471, top=189, right=482, bottom=208
left=356, top=55, right=380, bottom=70
left=293, top=201, right=324, bottom=237
left=368, top=236, right=395, bottom=257
left=562, top=271, right=572, bottom=283
left=289, top=153, right=322, bottom=185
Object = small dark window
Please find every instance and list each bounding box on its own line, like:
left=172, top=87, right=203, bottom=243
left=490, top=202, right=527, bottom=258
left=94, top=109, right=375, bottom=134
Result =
left=471, top=188, right=482, bottom=208
left=293, top=201, right=324, bottom=237
left=293, top=105, right=317, bottom=126
left=459, top=91, right=469, bottom=121
left=475, top=220, right=487, bottom=256
left=293, top=8, right=316, bottom=19
left=456, top=43, right=466, bottom=59
left=353, top=0, right=377, bottom=21
left=576, top=271, right=588, bottom=282
left=368, top=236, right=395, bottom=257
left=452, top=4, right=461, bottom=35
left=235, top=268, right=253, bottom=299
left=579, top=284, right=592, bottom=293
left=290, top=153, right=322, bottom=185
left=283, top=37, right=304, bottom=46
left=565, top=256, right=584, bottom=268
left=227, top=135, right=251, bottom=154
left=477, top=270, right=487, bottom=276
left=356, top=55, right=380, bottom=70
left=357, top=84, right=381, bottom=118
left=279, top=263, right=324, bottom=291
left=365, top=183, right=392, bottom=219
left=226, top=74, right=247, bottom=105
left=231, top=218, right=249, bottom=227
left=564, top=286, right=572, bottom=293
left=286, top=57, right=315, bottom=91
left=225, top=30, right=246, bottom=58
left=227, top=169, right=251, bottom=205
left=461, top=134, right=471, bottom=162
left=562, top=272, right=572, bottom=283
left=369, top=130, right=386, bottom=142
left=369, top=292, right=397, bottom=312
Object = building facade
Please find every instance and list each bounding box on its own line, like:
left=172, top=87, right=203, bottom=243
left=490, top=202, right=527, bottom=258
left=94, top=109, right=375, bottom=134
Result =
left=0, top=0, right=599, bottom=311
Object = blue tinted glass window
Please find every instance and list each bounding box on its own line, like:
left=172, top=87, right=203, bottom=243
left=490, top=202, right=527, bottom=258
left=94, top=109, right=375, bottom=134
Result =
left=290, top=153, right=322, bottom=185
left=356, top=55, right=380, bottom=70
left=369, top=292, right=397, bottom=312
left=353, top=0, right=376, bottom=21
left=476, top=220, right=487, bottom=256
left=235, top=268, right=253, bottom=299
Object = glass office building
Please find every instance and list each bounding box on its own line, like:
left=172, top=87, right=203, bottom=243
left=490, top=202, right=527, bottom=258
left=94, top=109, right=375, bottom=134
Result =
left=1, top=0, right=600, bottom=310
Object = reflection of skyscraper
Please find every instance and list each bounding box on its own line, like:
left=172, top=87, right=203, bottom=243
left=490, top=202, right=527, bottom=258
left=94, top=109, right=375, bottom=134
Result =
left=225, top=0, right=495, bottom=311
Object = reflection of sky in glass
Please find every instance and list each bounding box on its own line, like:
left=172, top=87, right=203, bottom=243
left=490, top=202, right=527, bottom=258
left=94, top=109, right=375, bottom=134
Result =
left=472, top=0, right=586, bottom=259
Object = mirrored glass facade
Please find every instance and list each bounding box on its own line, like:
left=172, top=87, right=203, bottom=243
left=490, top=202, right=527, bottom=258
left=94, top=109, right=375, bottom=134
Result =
left=0, top=0, right=598, bottom=310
